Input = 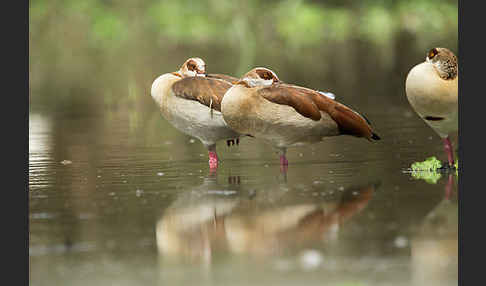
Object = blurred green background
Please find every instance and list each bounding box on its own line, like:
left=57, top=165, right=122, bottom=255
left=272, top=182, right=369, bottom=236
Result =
left=29, top=0, right=457, bottom=116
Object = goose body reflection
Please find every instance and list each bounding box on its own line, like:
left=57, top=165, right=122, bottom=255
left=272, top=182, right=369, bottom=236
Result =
left=151, top=57, right=240, bottom=169
left=411, top=175, right=458, bottom=286
left=155, top=175, right=241, bottom=263
left=155, top=173, right=377, bottom=263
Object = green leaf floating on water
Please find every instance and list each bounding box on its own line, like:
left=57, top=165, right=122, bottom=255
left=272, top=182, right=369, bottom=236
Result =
left=411, top=156, right=442, bottom=171
left=411, top=170, right=442, bottom=184
left=410, top=157, right=442, bottom=184
left=409, top=157, right=459, bottom=184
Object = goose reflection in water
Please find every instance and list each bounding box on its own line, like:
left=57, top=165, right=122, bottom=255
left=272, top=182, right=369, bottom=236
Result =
left=411, top=174, right=458, bottom=286
left=155, top=173, right=377, bottom=264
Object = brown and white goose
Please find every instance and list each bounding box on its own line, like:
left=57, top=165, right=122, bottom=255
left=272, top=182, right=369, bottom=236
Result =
left=405, top=48, right=458, bottom=167
left=150, top=58, right=240, bottom=169
left=220, top=67, right=380, bottom=169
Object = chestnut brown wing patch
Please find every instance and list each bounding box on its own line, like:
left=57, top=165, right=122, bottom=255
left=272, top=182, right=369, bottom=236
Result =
left=258, top=84, right=380, bottom=140
left=329, top=105, right=378, bottom=140
left=207, top=73, right=240, bottom=83
left=171, top=77, right=233, bottom=111
left=258, top=84, right=323, bottom=121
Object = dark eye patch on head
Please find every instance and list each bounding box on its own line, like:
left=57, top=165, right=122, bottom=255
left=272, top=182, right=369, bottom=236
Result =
left=187, top=60, right=197, bottom=71
left=256, top=69, right=273, bottom=80
left=428, top=48, right=438, bottom=59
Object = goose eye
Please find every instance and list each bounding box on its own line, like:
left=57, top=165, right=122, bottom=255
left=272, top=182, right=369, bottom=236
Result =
left=428, top=48, right=438, bottom=59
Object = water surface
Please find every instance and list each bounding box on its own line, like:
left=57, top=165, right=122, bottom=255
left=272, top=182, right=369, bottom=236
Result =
left=29, top=93, right=458, bottom=285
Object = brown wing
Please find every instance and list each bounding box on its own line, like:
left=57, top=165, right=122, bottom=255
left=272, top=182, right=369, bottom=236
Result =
left=258, top=83, right=380, bottom=140
left=171, top=77, right=233, bottom=112
left=206, top=73, right=240, bottom=83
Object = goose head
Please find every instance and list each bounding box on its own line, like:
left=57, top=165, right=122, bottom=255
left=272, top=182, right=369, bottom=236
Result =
left=425, top=48, right=458, bottom=80
left=178, top=57, right=207, bottom=78
left=235, top=67, right=281, bottom=88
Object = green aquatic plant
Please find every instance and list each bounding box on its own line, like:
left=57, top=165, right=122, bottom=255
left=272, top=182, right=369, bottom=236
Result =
left=410, top=156, right=442, bottom=184
left=409, top=156, right=459, bottom=184
left=454, top=159, right=459, bottom=176
left=411, top=169, right=442, bottom=184
left=411, top=156, right=442, bottom=171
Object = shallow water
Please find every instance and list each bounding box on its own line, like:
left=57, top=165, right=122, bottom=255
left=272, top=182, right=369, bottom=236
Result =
left=29, top=91, right=458, bottom=285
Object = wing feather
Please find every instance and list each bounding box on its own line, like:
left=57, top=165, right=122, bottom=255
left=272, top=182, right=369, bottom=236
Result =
left=258, top=84, right=379, bottom=140
left=171, top=77, right=233, bottom=111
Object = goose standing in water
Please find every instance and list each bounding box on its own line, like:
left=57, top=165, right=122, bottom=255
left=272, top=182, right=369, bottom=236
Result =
left=220, top=67, right=380, bottom=170
left=151, top=58, right=241, bottom=169
left=405, top=48, right=458, bottom=167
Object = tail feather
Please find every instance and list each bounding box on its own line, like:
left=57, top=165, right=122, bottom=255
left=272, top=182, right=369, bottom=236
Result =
left=332, top=105, right=380, bottom=140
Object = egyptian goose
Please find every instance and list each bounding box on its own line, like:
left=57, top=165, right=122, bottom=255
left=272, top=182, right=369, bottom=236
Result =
left=150, top=58, right=240, bottom=169
left=220, top=67, right=380, bottom=168
left=405, top=48, right=458, bottom=167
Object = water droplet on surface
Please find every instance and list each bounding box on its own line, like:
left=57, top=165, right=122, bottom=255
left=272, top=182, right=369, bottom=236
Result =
left=394, top=236, right=408, bottom=248
left=299, top=249, right=323, bottom=270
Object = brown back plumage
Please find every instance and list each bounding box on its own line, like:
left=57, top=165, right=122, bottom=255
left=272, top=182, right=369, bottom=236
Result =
left=258, top=83, right=380, bottom=140
left=171, top=77, right=233, bottom=112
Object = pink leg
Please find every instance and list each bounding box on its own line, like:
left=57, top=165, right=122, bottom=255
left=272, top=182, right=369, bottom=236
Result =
left=209, top=151, right=219, bottom=169
left=444, top=174, right=454, bottom=200
left=442, top=137, right=455, bottom=167
left=207, top=143, right=219, bottom=169
left=279, top=148, right=288, bottom=173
